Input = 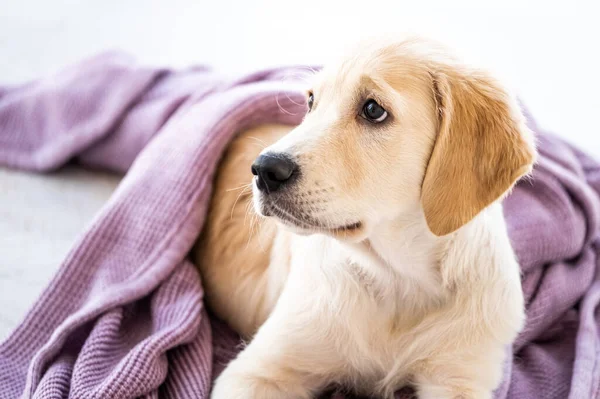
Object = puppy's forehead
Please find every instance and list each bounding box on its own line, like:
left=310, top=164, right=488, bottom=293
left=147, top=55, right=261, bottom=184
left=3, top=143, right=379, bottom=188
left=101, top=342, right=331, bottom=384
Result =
left=317, top=54, right=382, bottom=89
left=314, top=43, right=430, bottom=96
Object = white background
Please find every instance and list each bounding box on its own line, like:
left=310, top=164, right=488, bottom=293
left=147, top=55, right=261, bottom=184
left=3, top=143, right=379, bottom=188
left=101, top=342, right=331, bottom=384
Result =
left=1, top=0, right=599, bottom=337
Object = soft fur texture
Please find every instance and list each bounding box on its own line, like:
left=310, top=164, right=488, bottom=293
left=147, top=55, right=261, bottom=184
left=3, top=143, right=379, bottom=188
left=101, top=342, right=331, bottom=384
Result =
left=194, top=36, right=536, bottom=399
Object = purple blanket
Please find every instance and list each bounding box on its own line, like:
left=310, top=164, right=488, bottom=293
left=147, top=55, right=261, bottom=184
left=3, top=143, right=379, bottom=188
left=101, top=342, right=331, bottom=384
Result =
left=0, top=53, right=599, bottom=399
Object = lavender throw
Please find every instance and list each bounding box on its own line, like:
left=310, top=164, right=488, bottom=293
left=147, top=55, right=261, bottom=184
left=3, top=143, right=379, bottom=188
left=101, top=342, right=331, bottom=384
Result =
left=0, top=53, right=599, bottom=399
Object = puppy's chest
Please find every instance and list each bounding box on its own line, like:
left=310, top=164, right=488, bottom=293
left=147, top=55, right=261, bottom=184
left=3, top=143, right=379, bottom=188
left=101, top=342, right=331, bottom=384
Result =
left=290, top=236, right=393, bottom=306
left=289, top=237, right=417, bottom=374
left=327, top=272, right=418, bottom=388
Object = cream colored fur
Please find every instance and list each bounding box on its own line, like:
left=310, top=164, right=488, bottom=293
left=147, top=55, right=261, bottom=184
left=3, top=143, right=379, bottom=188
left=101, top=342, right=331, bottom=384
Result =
left=194, top=36, right=536, bottom=399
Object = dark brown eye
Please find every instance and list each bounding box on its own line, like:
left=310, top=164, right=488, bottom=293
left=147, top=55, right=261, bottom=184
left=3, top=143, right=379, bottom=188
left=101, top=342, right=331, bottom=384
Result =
left=362, top=99, right=388, bottom=123
left=307, top=93, right=314, bottom=111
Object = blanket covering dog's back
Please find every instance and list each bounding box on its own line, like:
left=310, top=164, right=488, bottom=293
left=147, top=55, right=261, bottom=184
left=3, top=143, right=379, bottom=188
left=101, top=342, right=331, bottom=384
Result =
left=0, top=53, right=598, bottom=399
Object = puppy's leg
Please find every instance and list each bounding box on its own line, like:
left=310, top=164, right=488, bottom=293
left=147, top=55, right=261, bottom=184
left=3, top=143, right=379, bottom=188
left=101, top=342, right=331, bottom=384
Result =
left=211, top=301, right=341, bottom=399
left=414, top=347, right=505, bottom=399
left=416, top=381, right=491, bottom=399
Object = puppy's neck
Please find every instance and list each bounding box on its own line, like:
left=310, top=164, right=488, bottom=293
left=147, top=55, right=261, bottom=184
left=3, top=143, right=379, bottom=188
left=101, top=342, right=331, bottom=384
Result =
left=346, top=210, right=451, bottom=304
left=344, top=204, right=509, bottom=307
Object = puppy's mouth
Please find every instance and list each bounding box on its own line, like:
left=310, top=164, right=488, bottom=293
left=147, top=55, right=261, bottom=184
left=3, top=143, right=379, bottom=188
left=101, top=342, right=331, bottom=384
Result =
left=262, top=202, right=362, bottom=237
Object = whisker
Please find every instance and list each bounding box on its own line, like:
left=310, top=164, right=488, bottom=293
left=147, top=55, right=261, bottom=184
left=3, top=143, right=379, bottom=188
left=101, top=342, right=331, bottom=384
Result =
left=244, top=205, right=257, bottom=250
left=279, top=67, right=318, bottom=85
left=230, top=185, right=251, bottom=220
left=256, top=215, right=270, bottom=253
left=270, top=202, right=315, bottom=229
left=283, top=90, right=307, bottom=107
left=243, top=197, right=255, bottom=228
left=276, top=92, right=302, bottom=116
left=246, top=136, right=268, bottom=148
left=225, top=182, right=252, bottom=193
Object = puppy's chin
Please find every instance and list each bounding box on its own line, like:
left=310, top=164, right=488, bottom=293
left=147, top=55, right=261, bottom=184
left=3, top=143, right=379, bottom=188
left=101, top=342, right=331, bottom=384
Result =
left=274, top=217, right=366, bottom=243
left=255, top=204, right=365, bottom=243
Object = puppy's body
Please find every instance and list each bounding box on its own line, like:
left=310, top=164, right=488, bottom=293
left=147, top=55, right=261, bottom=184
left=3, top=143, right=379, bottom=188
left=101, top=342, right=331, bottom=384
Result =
left=196, top=124, right=292, bottom=337
left=195, top=37, right=534, bottom=399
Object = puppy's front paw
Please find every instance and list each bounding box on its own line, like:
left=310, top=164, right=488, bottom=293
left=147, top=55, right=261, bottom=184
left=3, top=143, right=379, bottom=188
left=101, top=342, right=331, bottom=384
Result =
left=211, top=372, right=267, bottom=399
left=417, top=383, right=491, bottom=399
left=211, top=367, right=309, bottom=399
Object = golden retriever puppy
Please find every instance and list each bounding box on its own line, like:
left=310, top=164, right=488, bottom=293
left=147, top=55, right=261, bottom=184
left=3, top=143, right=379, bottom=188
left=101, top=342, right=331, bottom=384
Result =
left=194, top=36, right=536, bottom=399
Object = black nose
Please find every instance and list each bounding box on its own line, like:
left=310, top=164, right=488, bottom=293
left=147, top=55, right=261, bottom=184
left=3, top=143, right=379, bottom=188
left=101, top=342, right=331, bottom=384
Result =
left=251, top=153, right=298, bottom=193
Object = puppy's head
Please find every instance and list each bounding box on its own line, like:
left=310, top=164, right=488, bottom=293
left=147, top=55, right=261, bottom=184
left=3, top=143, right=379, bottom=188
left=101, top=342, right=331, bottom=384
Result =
left=252, top=37, right=536, bottom=240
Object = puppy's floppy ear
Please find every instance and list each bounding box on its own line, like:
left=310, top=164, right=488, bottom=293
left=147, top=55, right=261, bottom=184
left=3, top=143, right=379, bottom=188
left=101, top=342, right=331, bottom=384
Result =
left=421, top=68, right=536, bottom=236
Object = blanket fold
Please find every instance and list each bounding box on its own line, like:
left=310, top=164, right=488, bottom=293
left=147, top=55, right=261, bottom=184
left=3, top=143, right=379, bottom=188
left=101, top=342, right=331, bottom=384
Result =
left=0, top=53, right=599, bottom=399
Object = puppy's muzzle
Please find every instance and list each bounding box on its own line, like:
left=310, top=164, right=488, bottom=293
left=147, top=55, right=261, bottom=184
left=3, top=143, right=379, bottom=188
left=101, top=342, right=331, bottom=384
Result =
left=251, top=153, right=298, bottom=193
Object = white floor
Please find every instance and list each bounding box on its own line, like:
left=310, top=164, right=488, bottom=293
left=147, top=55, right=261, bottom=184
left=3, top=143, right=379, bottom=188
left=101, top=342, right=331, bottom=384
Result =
left=1, top=0, right=599, bottom=338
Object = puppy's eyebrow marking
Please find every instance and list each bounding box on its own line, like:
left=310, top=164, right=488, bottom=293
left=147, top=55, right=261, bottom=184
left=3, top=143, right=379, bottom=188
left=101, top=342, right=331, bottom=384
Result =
left=359, top=75, right=385, bottom=92
left=356, top=75, right=392, bottom=111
